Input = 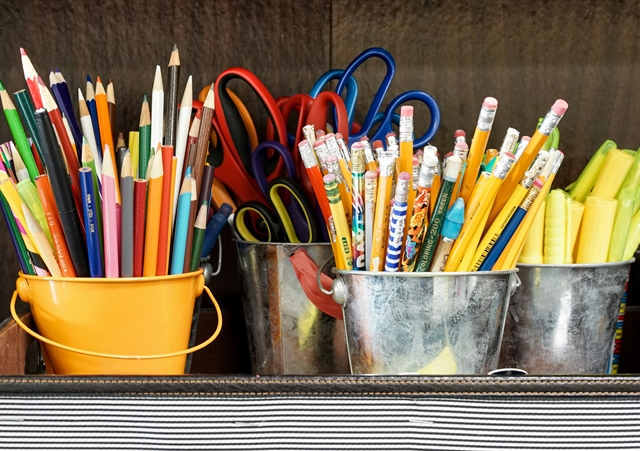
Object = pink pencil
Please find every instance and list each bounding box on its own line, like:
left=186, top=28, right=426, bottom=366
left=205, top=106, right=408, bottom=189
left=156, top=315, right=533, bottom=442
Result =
left=101, top=150, right=119, bottom=277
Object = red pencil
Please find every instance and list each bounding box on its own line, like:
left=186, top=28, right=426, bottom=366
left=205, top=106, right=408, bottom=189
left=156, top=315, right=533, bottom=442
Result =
left=133, top=178, right=147, bottom=277
left=156, top=145, right=174, bottom=275
left=31, top=141, right=45, bottom=174
left=19, top=48, right=43, bottom=109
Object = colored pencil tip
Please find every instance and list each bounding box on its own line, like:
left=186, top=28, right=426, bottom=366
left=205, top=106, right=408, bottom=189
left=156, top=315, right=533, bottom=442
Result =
left=0, top=80, right=5, bottom=90
left=20, top=48, right=26, bottom=56
left=173, top=43, right=178, bottom=51
left=143, top=93, right=148, bottom=102
left=86, top=75, right=92, bottom=82
left=96, top=76, right=102, bottom=84
left=108, top=77, right=112, bottom=84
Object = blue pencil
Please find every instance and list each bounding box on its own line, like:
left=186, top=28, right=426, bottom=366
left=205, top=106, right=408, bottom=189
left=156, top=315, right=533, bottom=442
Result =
left=201, top=203, right=233, bottom=258
left=170, top=172, right=194, bottom=274
left=79, top=167, right=103, bottom=277
left=86, top=76, right=102, bottom=161
left=50, top=71, right=82, bottom=155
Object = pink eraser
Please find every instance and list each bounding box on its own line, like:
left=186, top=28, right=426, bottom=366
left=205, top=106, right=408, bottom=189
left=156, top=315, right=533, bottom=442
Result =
left=351, top=142, right=364, bottom=150
left=483, top=97, right=498, bottom=109
left=503, top=152, right=515, bottom=159
left=326, top=155, right=337, bottom=163
left=335, top=133, right=344, bottom=139
left=415, top=150, right=424, bottom=156
left=412, top=157, right=420, bottom=165
left=456, top=142, right=469, bottom=150
left=522, top=136, right=531, bottom=142
left=316, top=130, right=325, bottom=137
left=454, top=129, right=466, bottom=138
left=323, top=174, right=335, bottom=183
left=399, top=172, right=411, bottom=182
left=385, top=132, right=396, bottom=138
left=325, top=133, right=335, bottom=139
left=401, top=105, right=414, bottom=117
left=298, top=139, right=308, bottom=146
left=372, top=140, right=384, bottom=148
left=533, top=179, right=544, bottom=188
left=365, top=171, right=377, bottom=180
left=313, top=140, right=324, bottom=149
left=359, top=135, right=369, bottom=142
left=551, top=99, right=568, bottom=115
left=444, top=152, right=453, bottom=158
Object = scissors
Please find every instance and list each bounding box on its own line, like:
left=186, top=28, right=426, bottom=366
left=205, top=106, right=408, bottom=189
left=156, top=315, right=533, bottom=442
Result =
left=334, top=47, right=441, bottom=148
left=234, top=141, right=320, bottom=243
left=309, top=69, right=360, bottom=134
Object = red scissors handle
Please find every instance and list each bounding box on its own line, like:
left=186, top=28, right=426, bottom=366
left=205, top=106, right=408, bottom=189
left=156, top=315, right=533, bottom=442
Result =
left=305, top=91, right=350, bottom=140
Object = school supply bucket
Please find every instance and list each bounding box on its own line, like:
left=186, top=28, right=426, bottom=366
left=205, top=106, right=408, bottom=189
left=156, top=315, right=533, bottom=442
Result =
left=327, top=269, right=519, bottom=375
left=10, top=270, right=222, bottom=375
left=498, top=260, right=634, bottom=374
left=235, top=240, right=349, bottom=375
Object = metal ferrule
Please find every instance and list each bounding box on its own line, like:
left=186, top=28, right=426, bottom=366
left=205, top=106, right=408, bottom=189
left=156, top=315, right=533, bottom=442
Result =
left=386, top=134, right=398, bottom=148
left=538, top=109, right=564, bottom=136
left=418, top=160, right=437, bottom=188
left=520, top=183, right=542, bottom=210
left=454, top=136, right=467, bottom=145
left=365, top=176, right=377, bottom=203
left=520, top=150, right=549, bottom=189
left=325, top=135, right=342, bottom=160
left=361, top=140, right=376, bottom=163
left=477, top=104, right=497, bottom=132
left=378, top=154, right=396, bottom=177
left=326, top=158, right=344, bottom=183
left=351, top=148, right=365, bottom=174
left=499, top=127, right=520, bottom=155
left=298, top=140, right=318, bottom=169
left=323, top=179, right=341, bottom=204
left=551, top=149, right=564, bottom=174
left=314, top=142, right=330, bottom=171
left=412, top=162, right=420, bottom=190
left=395, top=177, right=410, bottom=203
left=302, top=125, right=316, bottom=145
left=453, top=143, right=469, bottom=162
left=328, top=216, right=337, bottom=243
left=492, top=153, right=516, bottom=180
left=399, top=116, right=413, bottom=142
left=337, top=136, right=351, bottom=162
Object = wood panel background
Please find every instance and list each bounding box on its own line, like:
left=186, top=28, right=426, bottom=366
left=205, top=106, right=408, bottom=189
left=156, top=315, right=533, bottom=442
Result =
left=0, top=0, right=639, bottom=370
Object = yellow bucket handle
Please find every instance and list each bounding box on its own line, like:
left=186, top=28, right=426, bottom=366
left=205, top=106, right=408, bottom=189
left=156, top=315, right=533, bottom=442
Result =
left=9, top=286, right=222, bottom=360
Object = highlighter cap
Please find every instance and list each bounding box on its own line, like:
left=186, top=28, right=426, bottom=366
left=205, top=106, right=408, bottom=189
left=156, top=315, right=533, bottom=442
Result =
left=441, top=198, right=465, bottom=239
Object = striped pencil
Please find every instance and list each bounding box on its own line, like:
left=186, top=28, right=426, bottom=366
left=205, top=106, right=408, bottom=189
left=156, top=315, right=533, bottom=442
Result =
left=385, top=172, right=411, bottom=272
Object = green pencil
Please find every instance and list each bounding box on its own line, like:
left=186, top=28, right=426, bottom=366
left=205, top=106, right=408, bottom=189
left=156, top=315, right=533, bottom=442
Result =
left=189, top=203, right=207, bottom=272
left=0, top=191, right=34, bottom=275
left=138, top=95, right=151, bottom=178
left=13, top=89, right=43, bottom=162
left=0, top=82, right=39, bottom=182
left=415, top=155, right=463, bottom=272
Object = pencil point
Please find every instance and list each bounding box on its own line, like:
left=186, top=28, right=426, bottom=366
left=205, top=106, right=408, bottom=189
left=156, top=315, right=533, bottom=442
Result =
left=203, top=84, right=215, bottom=109
left=173, top=43, right=178, bottom=51
left=143, top=93, right=148, bottom=102
left=86, top=75, right=92, bottom=83
left=20, top=48, right=26, bottom=56
left=169, top=45, right=180, bottom=66
left=153, top=66, right=163, bottom=91
left=0, top=80, right=4, bottom=90
left=78, top=88, right=84, bottom=101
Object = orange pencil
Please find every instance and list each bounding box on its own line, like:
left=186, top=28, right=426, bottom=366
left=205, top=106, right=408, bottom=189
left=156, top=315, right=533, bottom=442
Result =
left=143, top=153, right=164, bottom=276
left=95, top=77, right=119, bottom=201
left=35, top=174, right=75, bottom=277
left=156, top=145, right=174, bottom=276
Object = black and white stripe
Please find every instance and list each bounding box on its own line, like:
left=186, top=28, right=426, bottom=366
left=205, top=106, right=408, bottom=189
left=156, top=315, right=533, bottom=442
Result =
left=0, top=395, right=639, bottom=449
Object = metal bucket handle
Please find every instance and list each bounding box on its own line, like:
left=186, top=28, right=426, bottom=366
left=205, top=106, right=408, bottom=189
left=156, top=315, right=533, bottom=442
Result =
left=316, top=255, right=336, bottom=296
left=509, top=272, right=521, bottom=297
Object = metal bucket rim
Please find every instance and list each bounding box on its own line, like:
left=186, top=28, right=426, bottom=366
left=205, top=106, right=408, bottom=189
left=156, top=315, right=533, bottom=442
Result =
left=233, top=239, right=330, bottom=248
left=516, top=258, right=635, bottom=270
left=333, top=268, right=519, bottom=278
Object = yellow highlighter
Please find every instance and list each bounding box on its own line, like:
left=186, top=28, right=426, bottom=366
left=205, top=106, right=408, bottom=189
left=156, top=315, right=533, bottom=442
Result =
left=472, top=150, right=549, bottom=271
left=369, top=153, right=396, bottom=271
left=543, top=189, right=566, bottom=264
left=518, top=199, right=545, bottom=265
left=576, top=196, right=617, bottom=263
left=324, top=174, right=353, bottom=270
left=569, top=140, right=615, bottom=203
left=569, top=200, right=585, bottom=258
left=591, top=148, right=635, bottom=199
left=623, top=209, right=640, bottom=261
left=608, top=187, right=635, bottom=262
left=564, top=196, right=573, bottom=264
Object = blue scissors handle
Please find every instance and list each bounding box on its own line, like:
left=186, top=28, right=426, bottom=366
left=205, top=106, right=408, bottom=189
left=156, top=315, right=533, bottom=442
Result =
left=371, top=90, right=441, bottom=148
left=310, top=69, right=359, bottom=124
left=335, top=47, right=395, bottom=140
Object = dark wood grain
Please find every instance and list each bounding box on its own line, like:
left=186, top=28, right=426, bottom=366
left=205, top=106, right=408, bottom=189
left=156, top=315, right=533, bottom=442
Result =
left=331, top=0, right=640, bottom=188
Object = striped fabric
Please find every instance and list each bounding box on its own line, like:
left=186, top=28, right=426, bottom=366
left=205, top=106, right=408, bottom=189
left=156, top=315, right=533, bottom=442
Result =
left=0, top=395, right=639, bottom=449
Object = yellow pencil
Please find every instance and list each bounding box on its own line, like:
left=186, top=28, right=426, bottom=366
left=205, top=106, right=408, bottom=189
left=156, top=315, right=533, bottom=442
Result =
left=369, top=153, right=396, bottom=271
left=129, top=131, right=140, bottom=179
left=324, top=174, right=353, bottom=270
left=398, top=105, right=414, bottom=176
left=143, top=153, right=164, bottom=276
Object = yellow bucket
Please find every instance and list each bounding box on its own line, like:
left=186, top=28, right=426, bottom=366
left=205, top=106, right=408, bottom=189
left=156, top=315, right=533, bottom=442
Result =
left=10, top=270, right=222, bottom=375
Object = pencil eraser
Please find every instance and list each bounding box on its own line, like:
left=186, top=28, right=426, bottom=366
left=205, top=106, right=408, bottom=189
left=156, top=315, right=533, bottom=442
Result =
left=454, top=129, right=466, bottom=138
left=385, top=132, right=396, bottom=139
left=413, top=157, right=420, bottom=165
left=521, top=136, right=531, bottom=142
left=359, top=135, right=369, bottom=142
left=299, top=139, right=308, bottom=146
left=372, top=140, right=384, bottom=148
left=365, top=171, right=377, bottom=180
left=456, top=142, right=468, bottom=150
left=326, top=155, right=337, bottom=163
left=316, top=130, right=325, bottom=137
left=398, top=172, right=411, bottom=182
left=533, top=179, right=544, bottom=188
left=444, top=152, right=453, bottom=158
left=401, top=105, right=413, bottom=117
left=415, top=150, right=424, bottom=156
left=335, top=133, right=344, bottom=139
left=323, top=174, right=335, bottom=183
left=351, top=142, right=364, bottom=151
left=503, top=152, right=515, bottom=160
left=325, top=133, right=335, bottom=139
left=313, top=140, right=324, bottom=149
left=551, top=99, right=568, bottom=115
left=483, top=97, right=498, bottom=109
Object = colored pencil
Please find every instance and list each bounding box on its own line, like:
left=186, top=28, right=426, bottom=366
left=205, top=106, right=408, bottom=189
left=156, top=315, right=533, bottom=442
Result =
left=170, top=172, right=193, bottom=274
left=22, top=204, right=61, bottom=277
left=107, top=78, right=116, bottom=136
left=81, top=139, right=103, bottom=256
left=182, top=175, right=198, bottom=273
left=50, top=70, right=82, bottom=151
left=156, top=145, right=174, bottom=275
left=85, top=76, right=102, bottom=155
left=151, top=65, right=164, bottom=152
left=164, top=45, right=180, bottom=148
left=11, top=143, right=30, bottom=183
left=189, top=165, right=214, bottom=269
left=78, top=89, right=102, bottom=178
left=0, top=190, right=33, bottom=274
left=138, top=95, right=151, bottom=179
left=16, top=178, right=51, bottom=246
left=79, top=167, right=103, bottom=277
left=34, top=108, right=89, bottom=276
left=192, top=85, right=215, bottom=201
left=133, top=178, right=147, bottom=277
left=13, top=89, right=43, bottom=160
left=143, top=153, right=163, bottom=276
left=96, top=77, right=119, bottom=202
left=189, top=204, right=208, bottom=272
left=35, top=174, right=75, bottom=276
left=120, top=152, right=134, bottom=277
left=129, top=131, right=140, bottom=179
left=20, top=48, right=43, bottom=109
left=0, top=82, right=39, bottom=182
left=173, top=75, right=192, bottom=227
left=183, top=111, right=201, bottom=179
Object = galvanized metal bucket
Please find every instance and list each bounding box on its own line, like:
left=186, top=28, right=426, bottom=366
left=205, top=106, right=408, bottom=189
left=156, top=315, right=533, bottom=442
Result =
left=499, top=260, right=635, bottom=375
left=235, top=240, right=349, bottom=375
left=326, top=269, right=520, bottom=375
